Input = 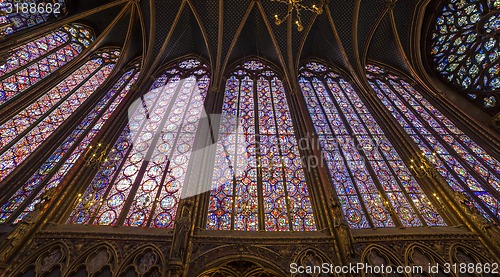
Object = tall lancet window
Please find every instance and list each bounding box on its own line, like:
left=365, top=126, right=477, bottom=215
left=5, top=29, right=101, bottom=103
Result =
left=0, top=49, right=120, bottom=183
left=0, top=61, right=140, bottom=224
left=207, top=60, right=316, bottom=232
left=299, top=62, right=446, bottom=229
left=0, top=0, right=66, bottom=37
left=366, top=64, right=500, bottom=221
left=0, top=24, right=94, bottom=105
left=69, top=59, right=210, bottom=228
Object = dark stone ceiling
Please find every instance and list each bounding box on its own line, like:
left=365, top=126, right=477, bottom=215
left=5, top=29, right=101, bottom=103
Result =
left=12, top=0, right=431, bottom=89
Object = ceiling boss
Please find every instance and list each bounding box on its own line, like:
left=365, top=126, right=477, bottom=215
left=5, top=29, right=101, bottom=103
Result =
left=271, top=0, right=326, bottom=31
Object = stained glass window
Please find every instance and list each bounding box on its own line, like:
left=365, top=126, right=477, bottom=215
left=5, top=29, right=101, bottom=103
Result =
left=0, top=49, right=120, bottom=184
left=367, top=64, right=500, bottom=222
left=68, top=58, right=210, bottom=228
left=0, top=61, right=139, bottom=224
left=0, top=23, right=94, bottom=105
left=206, top=60, right=316, bottom=232
left=0, top=0, right=66, bottom=37
left=299, top=61, right=446, bottom=229
left=430, top=0, right=499, bottom=112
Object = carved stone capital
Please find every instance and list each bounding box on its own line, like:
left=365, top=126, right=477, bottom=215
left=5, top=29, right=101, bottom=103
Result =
left=168, top=260, right=184, bottom=276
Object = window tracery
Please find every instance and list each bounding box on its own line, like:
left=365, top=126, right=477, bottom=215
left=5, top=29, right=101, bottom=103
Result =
left=367, top=64, right=500, bottom=222
left=69, top=58, right=210, bottom=228
left=0, top=49, right=125, bottom=224
left=300, top=61, right=446, bottom=229
left=430, top=0, right=499, bottom=111
left=206, top=60, right=316, bottom=231
left=0, top=23, right=94, bottom=105
left=0, top=0, right=66, bottom=37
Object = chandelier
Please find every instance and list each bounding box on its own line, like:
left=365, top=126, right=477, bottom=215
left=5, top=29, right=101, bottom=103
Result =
left=272, top=0, right=325, bottom=32
left=83, top=142, right=112, bottom=168
left=409, top=152, right=438, bottom=179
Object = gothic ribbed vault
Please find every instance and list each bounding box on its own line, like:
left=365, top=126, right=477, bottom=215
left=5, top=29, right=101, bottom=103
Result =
left=6, top=0, right=417, bottom=92
left=1, top=1, right=500, bottom=276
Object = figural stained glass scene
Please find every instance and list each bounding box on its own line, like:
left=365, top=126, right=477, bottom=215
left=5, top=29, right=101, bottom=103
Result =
left=0, top=0, right=498, bottom=276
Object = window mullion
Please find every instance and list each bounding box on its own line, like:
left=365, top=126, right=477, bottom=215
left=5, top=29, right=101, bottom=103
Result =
left=146, top=75, right=199, bottom=228
left=0, top=63, right=105, bottom=156
left=87, top=124, right=136, bottom=225
left=398, top=80, right=500, bottom=193
left=87, top=72, right=170, bottom=225
left=253, top=74, right=265, bottom=231
left=116, top=74, right=185, bottom=226
left=4, top=68, right=136, bottom=224
left=319, top=76, right=402, bottom=228
left=267, top=76, right=294, bottom=231
left=230, top=77, right=243, bottom=231
left=0, top=39, right=73, bottom=83
left=383, top=78, right=500, bottom=205
left=373, top=79, right=499, bottom=223
left=334, top=78, right=428, bottom=227
left=308, top=77, right=376, bottom=228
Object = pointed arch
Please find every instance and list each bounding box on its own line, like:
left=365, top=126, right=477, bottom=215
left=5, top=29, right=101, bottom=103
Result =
left=0, top=48, right=128, bottom=224
left=191, top=246, right=286, bottom=277
left=185, top=0, right=214, bottom=65
left=0, top=23, right=94, bottom=106
left=366, top=63, right=500, bottom=222
left=10, top=242, right=70, bottom=277
left=220, top=1, right=288, bottom=81
left=206, top=58, right=316, bottom=232
left=292, top=247, right=334, bottom=269
left=68, top=57, right=211, bottom=228
left=65, top=242, right=119, bottom=277
left=361, top=244, right=407, bottom=275
left=196, top=260, right=282, bottom=277
left=298, top=60, right=446, bottom=229
left=116, top=244, right=165, bottom=276
left=404, top=242, right=448, bottom=272
left=450, top=243, right=495, bottom=265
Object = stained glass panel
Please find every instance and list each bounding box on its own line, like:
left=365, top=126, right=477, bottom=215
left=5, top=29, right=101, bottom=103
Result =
left=430, top=0, right=499, bottom=111
left=299, top=62, right=446, bottom=229
left=69, top=59, right=210, bottom=228
left=367, top=64, right=500, bottom=221
left=0, top=24, right=94, bottom=105
left=207, top=60, right=316, bottom=231
left=0, top=50, right=120, bottom=183
left=0, top=67, right=139, bottom=223
left=0, top=1, right=66, bottom=37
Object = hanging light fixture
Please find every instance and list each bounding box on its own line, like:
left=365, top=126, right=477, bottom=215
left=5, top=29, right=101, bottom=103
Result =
left=409, top=152, right=438, bottom=179
left=272, top=0, right=325, bottom=32
left=83, top=142, right=112, bottom=168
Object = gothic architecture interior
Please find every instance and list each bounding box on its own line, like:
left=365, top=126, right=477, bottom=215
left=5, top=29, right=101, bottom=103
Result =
left=0, top=0, right=499, bottom=276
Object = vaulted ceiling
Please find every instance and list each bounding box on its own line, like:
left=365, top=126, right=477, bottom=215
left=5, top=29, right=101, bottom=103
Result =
left=55, top=0, right=428, bottom=88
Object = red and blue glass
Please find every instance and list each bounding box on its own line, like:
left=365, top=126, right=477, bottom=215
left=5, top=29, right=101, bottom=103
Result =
left=207, top=61, right=316, bottom=231
left=367, top=64, right=500, bottom=221
left=300, top=62, right=445, bottom=229
left=0, top=24, right=94, bottom=105
left=430, top=0, right=499, bottom=111
left=0, top=50, right=120, bottom=183
left=69, top=59, right=210, bottom=228
left=0, top=67, right=139, bottom=224
left=0, top=1, right=66, bottom=37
